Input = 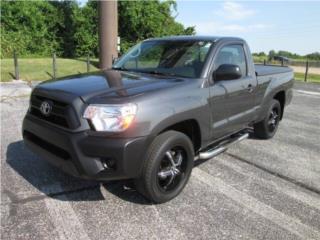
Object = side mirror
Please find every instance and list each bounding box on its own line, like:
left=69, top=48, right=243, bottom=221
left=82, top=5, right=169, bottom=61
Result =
left=214, top=64, right=242, bottom=81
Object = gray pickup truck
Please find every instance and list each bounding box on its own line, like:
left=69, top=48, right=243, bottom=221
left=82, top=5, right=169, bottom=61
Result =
left=23, top=36, right=293, bottom=203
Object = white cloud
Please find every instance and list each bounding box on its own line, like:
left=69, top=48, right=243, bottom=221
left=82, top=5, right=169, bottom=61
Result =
left=183, top=2, right=269, bottom=36
left=214, top=2, right=256, bottom=20
left=194, top=21, right=270, bottom=35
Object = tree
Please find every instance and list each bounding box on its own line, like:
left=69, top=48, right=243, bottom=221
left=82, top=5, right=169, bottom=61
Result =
left=118, top=0, right=195, bottom=53
left=1, top=0, right=195, bottom=58
left=1, top=1, right=62, bottom=57
left=268, top=50, right=276, bottom=60
left=253, top=52, right=266, bottom=57
left=50, top=1, right=79, bottom=57
left=72, top=1, right=99, bottom=57
left=305, top=52, right=320, bottom=61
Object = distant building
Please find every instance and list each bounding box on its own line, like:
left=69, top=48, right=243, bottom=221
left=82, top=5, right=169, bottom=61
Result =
left=273, top=56, right=290, bottom=63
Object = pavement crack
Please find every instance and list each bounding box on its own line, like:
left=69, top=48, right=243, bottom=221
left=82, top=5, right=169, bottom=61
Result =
left=226, top=152, right=320, bottom=196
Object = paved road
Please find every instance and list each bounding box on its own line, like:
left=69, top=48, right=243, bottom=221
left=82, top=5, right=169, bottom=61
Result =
left=1, top=82, right=320, bottom=240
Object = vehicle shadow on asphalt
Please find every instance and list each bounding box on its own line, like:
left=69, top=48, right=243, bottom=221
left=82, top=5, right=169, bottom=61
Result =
left=6, top=141, right=151, bottom=204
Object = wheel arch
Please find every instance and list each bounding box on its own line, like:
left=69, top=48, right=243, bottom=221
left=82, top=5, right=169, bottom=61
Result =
left=160, top=119, right=202, bottom=153
left=148, top=118, right=202, bottom=154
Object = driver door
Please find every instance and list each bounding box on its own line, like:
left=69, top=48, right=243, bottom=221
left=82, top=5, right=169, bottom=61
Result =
left=208, top=44, right=257, bottom=140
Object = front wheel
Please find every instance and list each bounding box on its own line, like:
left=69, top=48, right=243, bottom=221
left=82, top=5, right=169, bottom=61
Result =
left=135, top=130, right=194, bottom=203
left=254, top=99, right=281, bottom=139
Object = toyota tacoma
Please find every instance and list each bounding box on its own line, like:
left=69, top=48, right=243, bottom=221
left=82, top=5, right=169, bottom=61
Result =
left=23, top=36, right=293, bottom=203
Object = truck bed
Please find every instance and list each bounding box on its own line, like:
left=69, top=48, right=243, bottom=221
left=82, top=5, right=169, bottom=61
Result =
left=255, top=64, right=292, bottom=76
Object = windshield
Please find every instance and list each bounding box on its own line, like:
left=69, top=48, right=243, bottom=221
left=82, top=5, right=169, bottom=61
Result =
left=113, top=40, right=214, bottom=78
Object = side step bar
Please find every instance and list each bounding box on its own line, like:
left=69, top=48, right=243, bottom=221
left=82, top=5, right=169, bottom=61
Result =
left=198, top=133, right=249, bottom=160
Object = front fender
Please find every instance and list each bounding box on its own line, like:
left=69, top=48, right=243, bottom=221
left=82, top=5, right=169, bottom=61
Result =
left=142, top=92, right=211, bottom=150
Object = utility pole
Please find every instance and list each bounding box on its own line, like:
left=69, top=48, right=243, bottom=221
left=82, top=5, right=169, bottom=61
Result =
left=99, top=0, right=118, bottom=69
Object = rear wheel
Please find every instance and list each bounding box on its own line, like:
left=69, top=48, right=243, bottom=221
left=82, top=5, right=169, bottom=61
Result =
left=254, top=99, right=281, bottom=139
left=135, top=130, right=194, bottom=203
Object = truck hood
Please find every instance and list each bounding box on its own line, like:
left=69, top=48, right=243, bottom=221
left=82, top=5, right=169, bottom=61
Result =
left=36, top=70, right=188, bottom=102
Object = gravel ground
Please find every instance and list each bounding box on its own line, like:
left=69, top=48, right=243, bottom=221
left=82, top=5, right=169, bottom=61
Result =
left=1, top=82, right=320, bottom=240
left=290, top=66, right=320, bottom=75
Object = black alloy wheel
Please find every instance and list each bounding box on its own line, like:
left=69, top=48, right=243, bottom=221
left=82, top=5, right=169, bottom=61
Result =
left=267, top=107, right=280, bottom=133
left=253, top=99, right=282, bottom=139
left=157, top=147, right=188, bottom=192
left=135, top=130, right=194, bottom=203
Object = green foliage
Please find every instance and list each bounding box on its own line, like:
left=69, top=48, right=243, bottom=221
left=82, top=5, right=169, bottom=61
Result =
left=118, top=0, right=195, bottom=53
left=72, top=1, right=99, bottom=57
left=252, top=52, right=267, bottom=62
left=268, top=50, right=276, bottom=60
left=278, top=50, right=302, bottom=60
left=1, top=0, right=195, bottom=58
left=1, top=1, right=62, bottom=58
left=252, top=52, right=266, bottom=57
left=253, top=50, right=320, bottom=61
left=305, top=52, right=320, bottom=61
left=50, top=1, right=78, bottom=57
left=294, top=72, right=320, bottom=83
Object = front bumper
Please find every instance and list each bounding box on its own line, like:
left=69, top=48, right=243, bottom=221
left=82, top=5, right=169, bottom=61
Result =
left=22, top=115, right=148, bottom=181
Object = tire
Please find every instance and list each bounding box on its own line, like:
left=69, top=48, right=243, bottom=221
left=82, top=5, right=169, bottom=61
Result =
left=135, top=130, right=194, bottom=203
left=254, top=99, right=281, bottom=139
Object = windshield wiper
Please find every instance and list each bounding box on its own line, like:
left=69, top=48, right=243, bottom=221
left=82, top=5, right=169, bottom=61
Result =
left=113, top=68, right=185, bottom=78
left=139, top=70, right=182, bottom=78
left=112, top=66, right=129, bottom=71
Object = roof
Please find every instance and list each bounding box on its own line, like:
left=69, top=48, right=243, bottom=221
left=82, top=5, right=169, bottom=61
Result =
left=144, top=35, right=244, bottom=42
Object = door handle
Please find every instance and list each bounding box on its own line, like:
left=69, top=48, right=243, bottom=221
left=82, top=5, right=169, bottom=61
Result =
left=247, top=84, right=254, bottom=93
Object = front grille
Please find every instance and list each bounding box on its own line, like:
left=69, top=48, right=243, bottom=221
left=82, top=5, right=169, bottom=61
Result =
left=23, top=130, right=71, bottom=160
left=29, top=95, right=79, bottom=129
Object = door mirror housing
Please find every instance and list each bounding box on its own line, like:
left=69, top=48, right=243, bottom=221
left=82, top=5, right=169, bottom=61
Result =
left=214, top=64, right=242, bottom=81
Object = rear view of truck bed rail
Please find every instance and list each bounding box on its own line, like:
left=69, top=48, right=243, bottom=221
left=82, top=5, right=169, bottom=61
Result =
left=255, top=64, right=293, bottom=76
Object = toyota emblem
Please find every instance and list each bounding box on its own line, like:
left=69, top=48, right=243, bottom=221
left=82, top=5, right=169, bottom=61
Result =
left=40, top=101, right=52, bottom=116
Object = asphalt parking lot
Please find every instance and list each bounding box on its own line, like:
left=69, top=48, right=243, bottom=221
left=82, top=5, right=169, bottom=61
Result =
left=1, top=82, right=320, bottom=240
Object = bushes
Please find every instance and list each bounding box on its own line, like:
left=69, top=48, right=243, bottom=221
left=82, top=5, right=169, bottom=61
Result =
left=1, top=1, right=61, bottom=57
left=1, top=0, right=195, bottom=58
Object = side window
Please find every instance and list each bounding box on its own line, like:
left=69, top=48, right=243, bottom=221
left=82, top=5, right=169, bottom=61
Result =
left=215, top=45, right=247, bottom=77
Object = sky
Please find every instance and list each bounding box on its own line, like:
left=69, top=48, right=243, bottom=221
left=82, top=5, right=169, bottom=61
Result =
left=175, top=1, right=320, bottom=55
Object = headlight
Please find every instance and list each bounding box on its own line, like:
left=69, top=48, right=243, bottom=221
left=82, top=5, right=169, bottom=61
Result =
left=83, top=103, right=137, bottom=132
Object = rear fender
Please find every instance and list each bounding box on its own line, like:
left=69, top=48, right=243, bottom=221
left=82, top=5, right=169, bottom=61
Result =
left=257, top=72, right=293, bottom=121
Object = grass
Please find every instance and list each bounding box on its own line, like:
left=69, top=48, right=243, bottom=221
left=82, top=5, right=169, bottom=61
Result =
left=294, top=72, right=320, bottom=83
left=1, top=58, right=99, bottom=82
left=1, top=57, right=320, bottom=84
